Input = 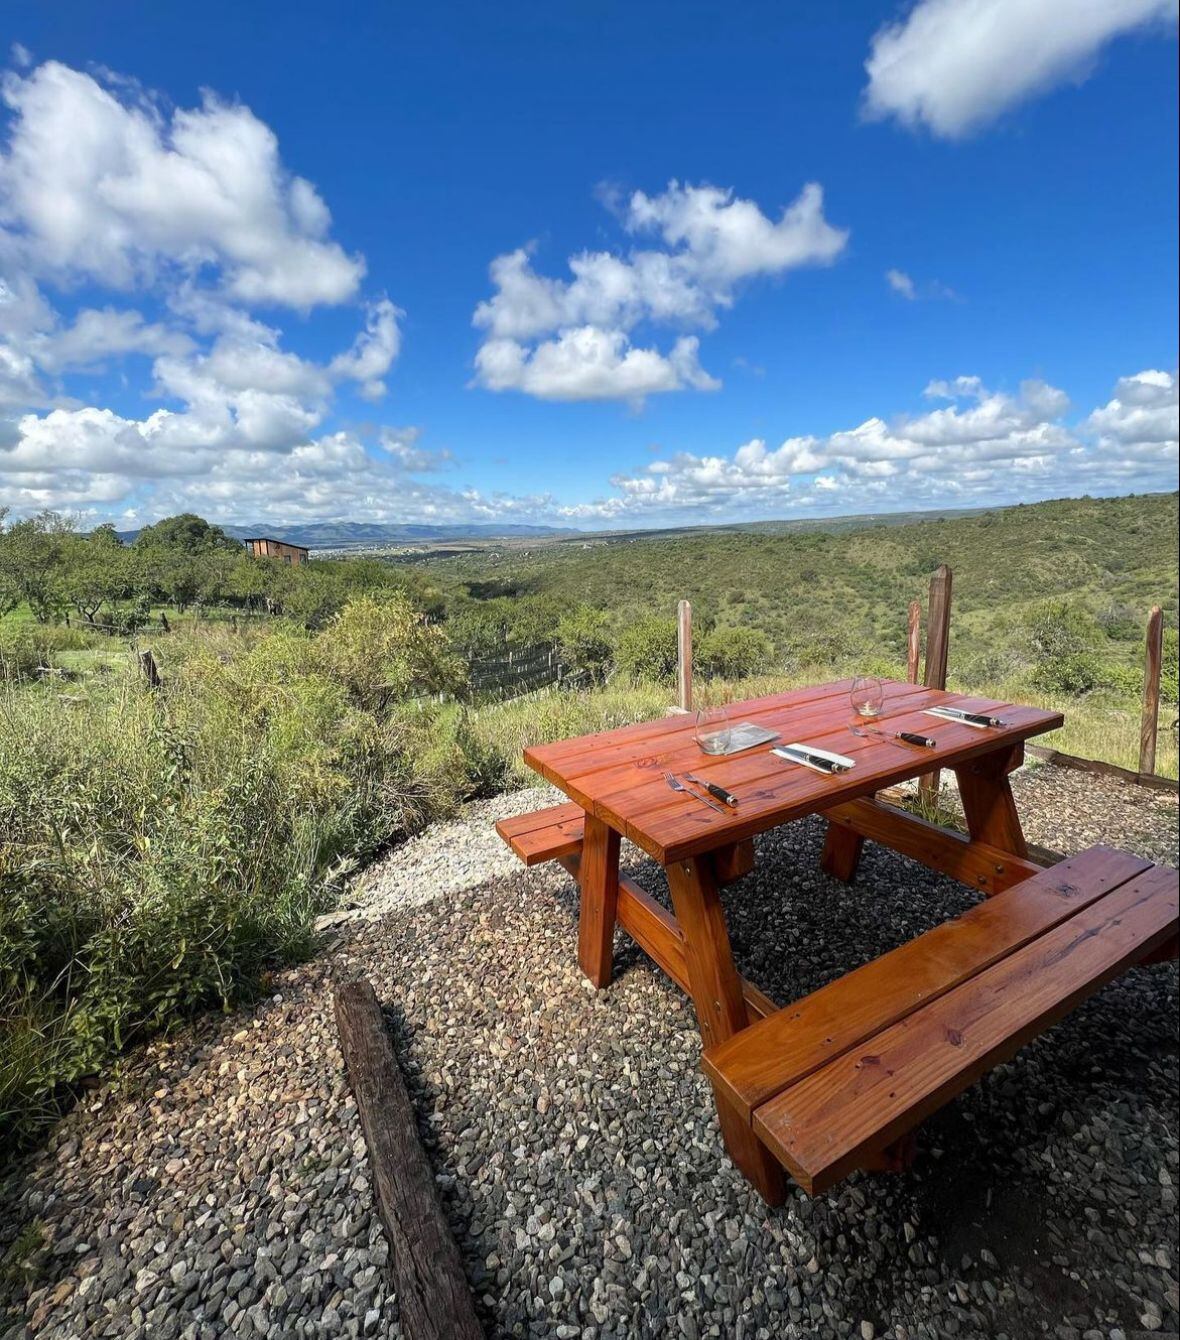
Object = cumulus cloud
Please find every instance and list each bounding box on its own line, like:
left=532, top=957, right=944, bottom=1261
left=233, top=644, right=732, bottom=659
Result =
left=551, top=369, right=1176, bottom=524
left=472, top=181, right=848, bottom=403
left=0, top=57, right=422, bottom=522
left=863, top=0, right=1177, bottom=138
left=0, top=61, right=364, bottom=305
left=886, top=268, right=916, bottom=299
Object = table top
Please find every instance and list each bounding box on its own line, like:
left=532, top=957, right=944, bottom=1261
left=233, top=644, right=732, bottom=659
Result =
left=523, top=679, right=1063, bottom=865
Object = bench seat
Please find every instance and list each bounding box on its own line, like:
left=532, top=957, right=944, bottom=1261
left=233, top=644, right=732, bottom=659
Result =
left=496, top=802, right=586, bottom=866
left=703, top=845, right=1178, bottom=1195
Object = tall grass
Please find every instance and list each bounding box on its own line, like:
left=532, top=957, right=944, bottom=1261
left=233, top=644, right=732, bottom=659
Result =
left=0, top=599, right=488, bottom=1154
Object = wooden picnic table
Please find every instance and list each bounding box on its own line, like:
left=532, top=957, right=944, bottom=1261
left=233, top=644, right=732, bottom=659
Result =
left=515, top=677, right=1064, bottom=1199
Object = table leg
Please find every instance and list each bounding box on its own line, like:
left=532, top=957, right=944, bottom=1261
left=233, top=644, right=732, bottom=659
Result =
left=667, top=856, right=786, bottom=1205
left=953, top=744, right=1029, bottom=858
left=577, top=814, right=620, bottom=989
left=820, top=821, right=865, bottom=883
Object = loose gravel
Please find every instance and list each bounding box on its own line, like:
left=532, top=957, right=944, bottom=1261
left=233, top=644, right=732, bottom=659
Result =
left=2, top=762, right=1176, bottom=1340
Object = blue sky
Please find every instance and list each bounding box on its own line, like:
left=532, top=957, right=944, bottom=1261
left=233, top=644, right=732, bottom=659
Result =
left=1, top=0, right=1176, bottom=529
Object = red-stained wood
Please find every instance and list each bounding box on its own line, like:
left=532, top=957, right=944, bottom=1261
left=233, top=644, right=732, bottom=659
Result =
left=524, top=681, right=1060, bottom=866
left=711, top=838, right=755, bottom=885
left=821, top=796, right=1045, bottom=895
left=496, top=802, right=586, bottom=865
left=576, top=814, right=620, bottom=989
left=820, top=821, right=864, bottom=883
left=920, top=565, right=952, bottom=796
left=954, top=745, right=1029, bottom=857
left=703, top=845, right=1154, bottom=1123
left=667, top=855, right=786, bottom=1203
left=752, top=864, right=1179, bottom=1194
left=557, top=853, right=776, bottom=1021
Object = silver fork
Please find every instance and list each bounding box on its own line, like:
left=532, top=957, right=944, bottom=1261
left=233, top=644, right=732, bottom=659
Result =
left=663, top=770, right=726, bottom=813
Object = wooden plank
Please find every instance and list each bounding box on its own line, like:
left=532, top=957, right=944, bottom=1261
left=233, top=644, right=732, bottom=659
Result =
left=821, top=796, right=1045, bottom=895
left=578, top=689, right=1041, bottom=847
left=820, top=821, right=865, bottom=883
left=906, top=600, right=921, bottom=685
left=711, top=838, right=755, bottom=885
left=558, top=853, right=775, bottom=1020
left=703, top=846, right=1154, bottom=1123
left=667, top=856, right=786, bottom=1204
left=496, top=803, right=585, bottom=866
left=577, top=815, right=620, bottom=989
left=1140, top=605, right=1163, bottom=776
left=1024, top=743, right=1179, bottom=794
left=334, top=979, right=483, bottom=1340
left=954, top=746, right=1029, bottom=857
left=752, top=865, right=1179, bottom=1194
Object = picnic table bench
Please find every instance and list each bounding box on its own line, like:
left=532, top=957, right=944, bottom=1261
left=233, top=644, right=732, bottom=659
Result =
left=496, top=679, right=1179, bottom=1201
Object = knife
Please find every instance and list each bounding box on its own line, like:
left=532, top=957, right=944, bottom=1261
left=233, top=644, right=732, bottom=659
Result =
left=663, top=771, right=727, bottom=813
left=771, top=746, right=850, bottom=774
left=854, top=725, right=936, bottom=748
left=684, top=773, right=739, bottom=807
left=932, top=706, right=1010, bottom=728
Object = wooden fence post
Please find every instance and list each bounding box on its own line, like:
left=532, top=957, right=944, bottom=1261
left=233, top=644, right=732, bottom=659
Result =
left=923, top=565, right=952, bottom=691
left=1139, top=605, right=1163, bottom=777
left=138, top=650, right=162, bottom=689
left=677, top=599, right=693, bottom=713
left=906, top=600, right=921, bottom=685
left=920, top=566, right=952, bottom=796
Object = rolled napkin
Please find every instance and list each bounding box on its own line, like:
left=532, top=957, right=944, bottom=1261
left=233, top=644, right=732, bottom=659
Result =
left=771, top=744, right=855, bottom=775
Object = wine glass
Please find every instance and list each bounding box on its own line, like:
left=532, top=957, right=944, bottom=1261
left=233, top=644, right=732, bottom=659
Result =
left=694, top=701, right=732, bottom=755
left=850, top=675, right=884, bottom=718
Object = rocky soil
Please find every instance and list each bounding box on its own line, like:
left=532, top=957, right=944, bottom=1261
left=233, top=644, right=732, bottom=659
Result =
left=1, top=762, right=1177, bottom=1340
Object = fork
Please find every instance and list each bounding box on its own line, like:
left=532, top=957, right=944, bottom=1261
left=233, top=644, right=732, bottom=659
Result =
left=663, top=770, right=726, bottom=813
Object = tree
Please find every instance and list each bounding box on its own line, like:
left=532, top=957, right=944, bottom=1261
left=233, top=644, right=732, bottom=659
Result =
left=0, top=511, right=73, bottom=621
left=133, top=513, right=241, bottom=555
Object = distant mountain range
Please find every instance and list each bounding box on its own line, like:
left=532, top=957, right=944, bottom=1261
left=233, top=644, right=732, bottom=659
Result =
left=115, top=521, right=581, bottom=547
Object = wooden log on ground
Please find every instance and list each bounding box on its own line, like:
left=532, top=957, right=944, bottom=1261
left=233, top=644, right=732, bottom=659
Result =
left=334, top=979, right=483, bottom=1340
left=1140, top=605, right=1163, bottom=777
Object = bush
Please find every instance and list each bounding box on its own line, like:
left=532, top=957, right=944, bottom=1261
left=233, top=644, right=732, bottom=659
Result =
left=1033, top=652, right=1100, bottom=695
left=696, top=626, right=773, bottom=680
left=615, top=615, right=679, bottom=683
left=0, top=597, right=477, bottom=1155
left=556, top=606, right=613, bottom=683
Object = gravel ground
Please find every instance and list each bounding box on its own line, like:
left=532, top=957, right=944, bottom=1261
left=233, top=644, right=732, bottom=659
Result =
left=1, top=762, right=1177, bottom=1340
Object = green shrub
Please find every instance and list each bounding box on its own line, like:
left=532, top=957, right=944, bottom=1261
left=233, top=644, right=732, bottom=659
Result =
left=615, top=615, right=679, bottom=683
left=556, top=606, right=612, bottom=682
left=1033, top=652, right=1100, bottom=695
left=696, top=626, right=773, bottom=680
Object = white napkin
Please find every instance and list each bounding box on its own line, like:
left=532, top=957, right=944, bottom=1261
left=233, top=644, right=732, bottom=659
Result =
left=923, top=707, right=989, bottom=730
left=772, top=744, right=856, bottom=774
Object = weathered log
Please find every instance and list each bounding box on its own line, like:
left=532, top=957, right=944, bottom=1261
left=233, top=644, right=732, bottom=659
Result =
left=334, top=979, right=483, bottom=1340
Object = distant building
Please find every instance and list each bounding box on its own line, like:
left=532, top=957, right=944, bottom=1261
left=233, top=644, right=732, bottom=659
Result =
left=242, top=536, right=309, bottom=565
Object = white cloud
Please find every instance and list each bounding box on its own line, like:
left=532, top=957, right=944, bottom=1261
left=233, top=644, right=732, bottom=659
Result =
left=328, top=298, right=402, bottom=400
left=886, top=268, right=916, bottom=299
left=552, top=369, right=1175, bottom=523
left=0, top=60, right=363, bottom=306
left=473, top=181, right=848, bottom=403
left=474, top=327, right=719, bottom=404
left=0, top=58, right=422, bottom=522
left=1086, top=369, right=1178, bottom=463
left=864, top=0, right=1178, bottom=138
